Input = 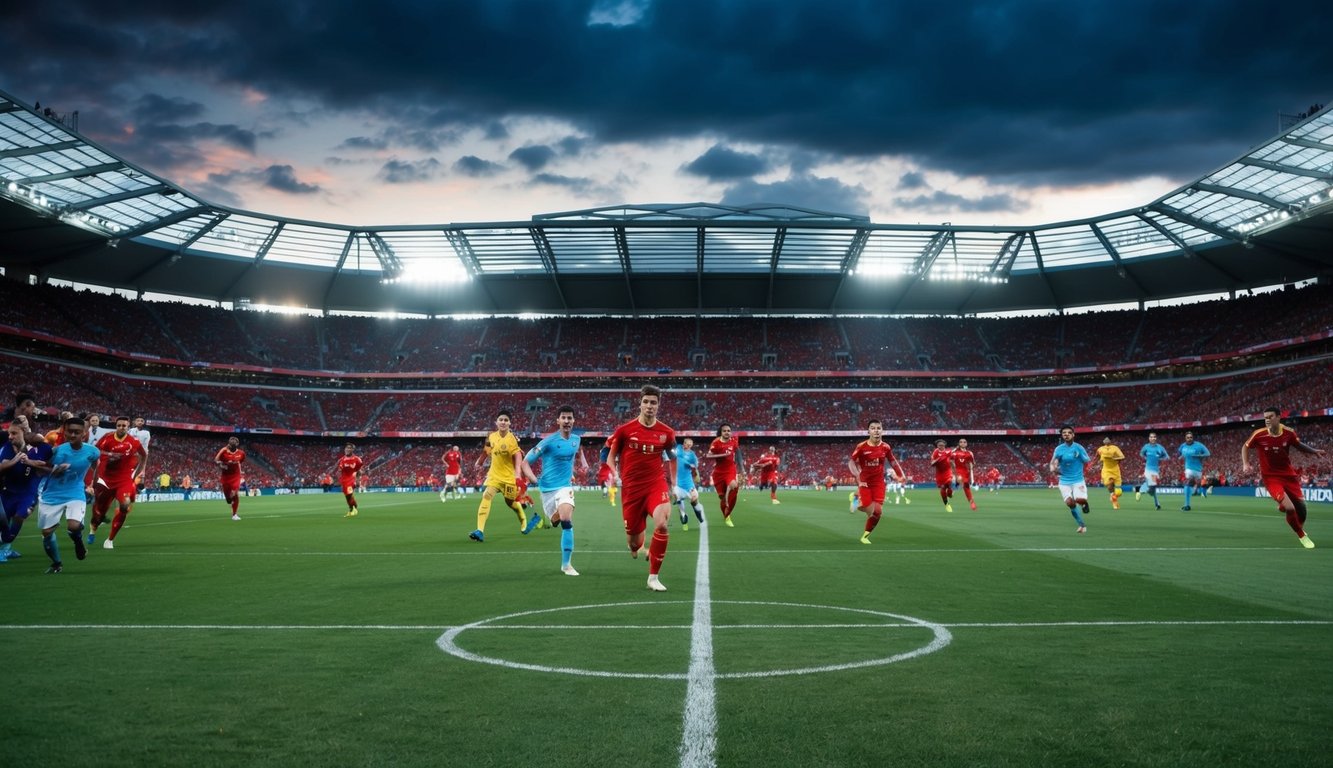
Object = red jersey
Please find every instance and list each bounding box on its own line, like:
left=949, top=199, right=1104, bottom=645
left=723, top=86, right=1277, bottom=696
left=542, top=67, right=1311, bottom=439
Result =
left=96, top=433, right=144, bottom=484
left=1245, top=426, right=1303, bottom=478
left=709, top=436, right=739, bottom=479
left=754, top=452, right=780, bottom=477
left=443, top=448, right=462, bottom=475
left=930, top=448, right=954, bottom=482
left=216, top=447, right=246, bottom=480
left=609, top=418, right=677, bottom=492
left=986, top=467, right=1001, bottom=482
left=851, top=440, right=897, bottom=486
left=951, top=449, right=975, bottom=478
left=338, top=455, right=364, bottom=481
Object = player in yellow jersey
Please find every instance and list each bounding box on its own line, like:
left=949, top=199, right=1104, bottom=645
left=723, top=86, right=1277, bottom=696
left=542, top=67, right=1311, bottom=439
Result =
left=468, top=409, right=531, bottom=542
left=1095, top=436, right=1127, bottom=509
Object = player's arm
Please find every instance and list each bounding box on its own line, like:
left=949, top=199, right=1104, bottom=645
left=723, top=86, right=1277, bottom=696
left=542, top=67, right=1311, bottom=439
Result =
left=891, top=458, right=906, bottom=484
left=133, top=445, right=149, bottom=481
left=1048, top=449, right=1059, bottom=475
left=1292, top=441, right=1325, bottom=457
left=215, top=448, right=228, bottom=467
left=847, top=457, right=862, bottom=484
left=0, top=450, right=22, bottom=472
left=1240, top=442, right=1254, bottom=474
left=577, top=446, right=589, bottom=472
left=607, top=435, right=621, bottom=479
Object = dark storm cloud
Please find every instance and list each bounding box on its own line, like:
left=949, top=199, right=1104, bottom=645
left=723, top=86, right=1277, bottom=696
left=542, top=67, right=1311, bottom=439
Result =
left=379, top=158, right=443, bottom=184
left=509, top=145, right=557, bottom=172
left=682, top=145, right=772, bottom=181
left=898, top=172, right=928, bottom=190
left=720, top=172, right=869, bottom=217
left=132, top=122, right=258, bottom=153
left=533, top=172, right=594, bottom=191
left=1, top=1, right=1330, bottom=188
left=454, top=155, right=505, bottom=177
left=208, top=164, right=321, bottom=194
left=894, top=190, right=1027, bottom=215
left=133, top=93, right=206, bottom=123
left=338, top=136, right=389, bottom=151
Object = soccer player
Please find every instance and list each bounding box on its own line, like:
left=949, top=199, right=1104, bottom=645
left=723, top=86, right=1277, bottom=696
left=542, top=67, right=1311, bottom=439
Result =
left=215, top=435, right=246, bottom=520
left=441, top=444, right=463, bottom=501
left=1136, top=432, right=1169, bottom=509
left=1095, top=436, right=1127, bottom=510
left=86, top=413, right=111, bottom=444
left=750, top=445, right=782, bottom=505
left=705, top=423, right=742, bottom=527
left=524, top=405, right=588, bottom=575
left=597, top=440, right=618, bottom=507
left=129, top=416, right=152, bottom=493
left=0, top=422, right=53, bottom=561
left=89, top=416, right=148, bottom=549
left=1177, top=431, right=1211, bottom=511
left=985, top=466, right=1002, bottom=492
left=35, top=417, right=100, bottom=573
left=673, top=437, right=707, bottom=530
left=337, top=443, right=365, bottom=518
left=1242, top=407, right=1325, bottom=548
left=1049, top=425, right=1092, bottom=533
left=952, top=438, right=977, bottom=511
left=848, top=419, right=906, bottom=544
left=929, top=439, right=955, bottom=512
left=607, top=385, right=678, bottom=591
left=469, top=410, right=530, bottom=541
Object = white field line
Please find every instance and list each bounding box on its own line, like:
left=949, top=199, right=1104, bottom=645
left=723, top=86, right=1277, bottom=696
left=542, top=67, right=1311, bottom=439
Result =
left=121, top=544, right=1305, bottom=557
left=679, top=515, right=717, bottom=768
left=2, top=619, right=1327, bottom=631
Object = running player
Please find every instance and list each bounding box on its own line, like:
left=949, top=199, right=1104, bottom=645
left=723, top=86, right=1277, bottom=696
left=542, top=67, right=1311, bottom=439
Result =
left=1242, top=407, right=1325, bottom=548
left=848, top=419, right=907, bottom=544
left=35, top=417, right=100, bottom=573
left=129, top=416, right=152, bottom=495
left=597, top=440, right=618, bottom=507
left=607, top=385, right=677, bottom=592
left=1177, top=431, right=1211, bottom=511
left=337, top=443, right=365, bottom=518
left=441, top=444, right=463, bottom=501
left=1049, top=425, right=1092, bottom=533
left=952, top=438, right=977, bottom=511
left=0, top=422, right=53, bottom=562
left=750, top=445, right=782, bottom=505
left=1095, top=436, right=1127, bottom=510
left=1136, top=432, right=1169, bottom=509
left=215, top=435, right=246, bottom=520
left=929, top=439, right=955, bottom=512
left=469, top=410, right=530, bottom=541
left=705, top=423, right=741, bottom=527
left=524, top=405, right=588, bottom=575
left=673, top=437, right=706, bottom=530
left=89, top=416, right=147, bottom=549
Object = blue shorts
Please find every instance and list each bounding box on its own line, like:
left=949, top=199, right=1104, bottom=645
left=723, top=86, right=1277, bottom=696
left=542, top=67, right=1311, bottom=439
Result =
left=2, top=493, right=37, bottom=520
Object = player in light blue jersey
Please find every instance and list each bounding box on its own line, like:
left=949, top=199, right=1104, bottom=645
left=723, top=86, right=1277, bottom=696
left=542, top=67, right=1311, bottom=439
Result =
left=523, top=405, right=588, bottom=576
left=1048, top=425, right=1092, bottom=533
left=1176, top=431, right=1211, bottom=511
left=1136, top=431, right=1170, bottom=510
left=35, top=417, right=100, bottom=573
left=673, top=437, right=706, bottom=530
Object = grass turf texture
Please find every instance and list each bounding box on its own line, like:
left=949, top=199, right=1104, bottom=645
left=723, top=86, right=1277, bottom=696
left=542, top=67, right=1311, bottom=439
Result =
left=4, top=488, right=1330, bottom=767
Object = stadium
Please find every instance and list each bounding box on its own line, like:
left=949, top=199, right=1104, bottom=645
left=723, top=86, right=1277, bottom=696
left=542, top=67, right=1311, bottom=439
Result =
left=2, top=18, right=1332, bottom=768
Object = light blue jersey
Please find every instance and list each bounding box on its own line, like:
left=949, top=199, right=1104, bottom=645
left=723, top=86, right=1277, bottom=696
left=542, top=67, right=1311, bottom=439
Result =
left=1177, top=441, right=1210, bottom=473
left=1051, top=442, right=1091, bottom=485
left=525, top=431, right=581, bottom=492
left=676, top=448, right=699, bottom=491
left=1140, top=442, right=1169, bottom=472
left=39, top=442, right=100, bottom=505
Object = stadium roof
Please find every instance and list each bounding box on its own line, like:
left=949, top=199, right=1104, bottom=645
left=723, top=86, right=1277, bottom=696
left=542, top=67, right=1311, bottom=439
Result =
left=1, top=87, right=1331, bottom=316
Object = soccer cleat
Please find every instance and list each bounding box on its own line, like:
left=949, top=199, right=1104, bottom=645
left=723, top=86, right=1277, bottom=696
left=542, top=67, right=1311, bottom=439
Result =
left=468, top=529, right=485, bottom=542
left=231, top=514, right=241, bottom=521
left=103, top=539, right=115, bottom=550
left=561, top=565, right=580, bottom=576
left=74, top=536, right=87, bottom=561
left=522, top=513, right=540, bottom=535
left=646, top=575, right=667, bottom=592
left=1111, top=500, right=1120, bottom=510
left=86, top=532, right=96, bottom=545
left=1076, top=526, right=1087, bottom=534
left=681, top=523, right=689, bottom=532
left=771, top=499, right=780, bottom=505
left=724, top=516, right=734, bottom=528
left=1134, top=490, right=1141, bottom=501
left=45, top=562, right=63, bottom=574
left=969, top=501, right=977, bottom=511
left=860, top=533, right=871, bottom=545
left=344, top=509, right=358, bottom=518
left=904, top=497, right=911, bottom=505
left=5, top=549, right=20, bottom=560
left=1299, top=535, right=1315, bottom=549
left=945, top=503, right=953, bottom=513
left=1181, top=505, right=1191, bottom=511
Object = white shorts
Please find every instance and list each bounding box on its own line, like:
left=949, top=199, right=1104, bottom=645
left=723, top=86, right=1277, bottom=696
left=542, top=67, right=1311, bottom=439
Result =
left=445, top=474, right=459, bottom=485
left=38, top=500, right=87, bottom=529
left=1143, top=470, right=1160, bottom=485
left=673, top=485, right=698, bottom=501
left=1058, top=483, right=1088, bottom=501
left=541, top=487, right=576, bottom=520
left=1184, top=469, right=1202, bottom=482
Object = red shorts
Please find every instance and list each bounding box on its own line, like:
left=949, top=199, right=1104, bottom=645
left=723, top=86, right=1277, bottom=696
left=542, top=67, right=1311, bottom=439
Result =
left=1263, top=475, right=1303, bottom=506
left=222, top=479, right=242, bottom=497
left=103, top=477, right=137, bottom=504
left=621, top=484, right=671, bottom=537
left=759, top=472, right=777, bottom=486
left=935, top=476, right=953, bottom=489
left=598, top=467, right=612, bottom=485
left=341, top=481, right=356, bottom=495
left=858, top=484, right=886, bottom=508
left=712, top=471, right=736, bottom=490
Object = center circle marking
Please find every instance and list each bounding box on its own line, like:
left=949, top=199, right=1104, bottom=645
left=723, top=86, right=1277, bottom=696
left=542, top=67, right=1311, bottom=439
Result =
left=435, top=600, right=952, bottom=679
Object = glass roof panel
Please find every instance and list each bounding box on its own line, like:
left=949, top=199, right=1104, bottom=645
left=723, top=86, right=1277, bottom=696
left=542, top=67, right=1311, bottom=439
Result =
left=703, top=227, right=779, bottom=272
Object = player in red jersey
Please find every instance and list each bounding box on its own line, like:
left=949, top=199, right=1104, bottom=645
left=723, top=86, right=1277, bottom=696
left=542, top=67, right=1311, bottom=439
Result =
left=929, top=439, right=955, bottom=512
left=952, top=438, right=978, bottom=511
left=607, top=385, right=678, bottom=592
left=89, top=416, right=147, bottom=549
left=750, top=445, right=782, bottom=505
left=985, top=466, right=1002, bottom=491
left=1241, top=407, right=1325, bottom=549
left=848, top=419, right=906, bottom=544
left=337, top=443, right=365, bottom=518
left=215, top=435, right=246, bottom=520
left=440, top=444, right=463, bottom=501
left=705, top=423, right=742, bottom=527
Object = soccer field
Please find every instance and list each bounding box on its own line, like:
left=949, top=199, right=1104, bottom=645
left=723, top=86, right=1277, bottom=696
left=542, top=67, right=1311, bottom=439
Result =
left=6, top=488, right=1331, bottom=767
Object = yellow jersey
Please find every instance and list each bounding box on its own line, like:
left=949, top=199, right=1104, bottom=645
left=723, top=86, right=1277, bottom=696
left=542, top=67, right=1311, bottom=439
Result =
left=1097, top=444, right=1125, bottom=477
left=483, top=430, right=521, bottom=486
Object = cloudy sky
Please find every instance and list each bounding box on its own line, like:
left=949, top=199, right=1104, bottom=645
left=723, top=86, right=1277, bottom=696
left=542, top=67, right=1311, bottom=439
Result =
left=1, top=1, right=1328, bottom=227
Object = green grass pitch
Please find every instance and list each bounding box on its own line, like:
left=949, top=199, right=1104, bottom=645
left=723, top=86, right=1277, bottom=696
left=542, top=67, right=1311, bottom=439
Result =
left=5, top=488, right=1330, bottom=767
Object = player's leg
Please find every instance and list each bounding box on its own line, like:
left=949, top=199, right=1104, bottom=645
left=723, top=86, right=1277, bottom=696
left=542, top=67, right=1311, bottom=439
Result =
left=65, top=503, right=88, bottom=561
left=646, top=493, right=671, bottom=590
left=107, top=486, right=134, bottom=544
left=962, top=481, right=975, bottom=510
left=1182, top=473, right=1194, bottom=510
left=714, top=475, right=730, bottom=519
left=861, top=486, right=886, bottom=544
left=38, top=503, right=63, bottom=571
left=689, top=489, right=706, bottom=523
left=472, top=485, right=498, bottom=540
left=675, top=487, right=690, bottom=526
left=725, top=477, right=739, bottom=521
left=623, top=495, right=646, bottom=558
left=343, top=482, right=359, bottom=517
